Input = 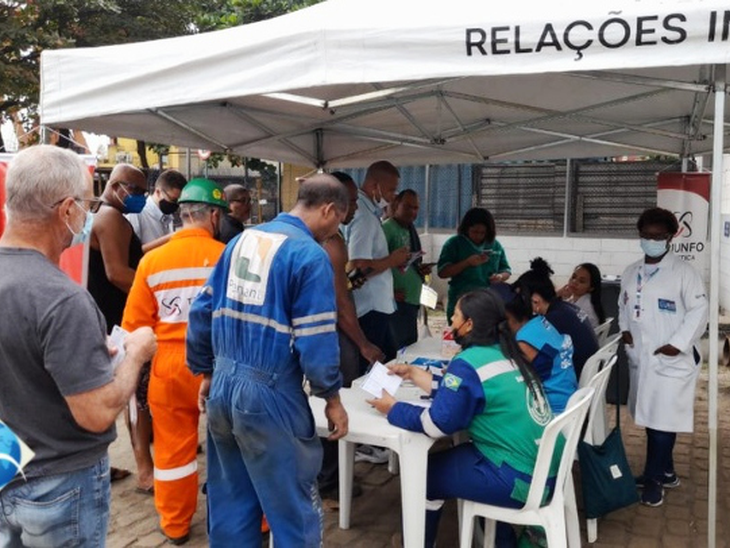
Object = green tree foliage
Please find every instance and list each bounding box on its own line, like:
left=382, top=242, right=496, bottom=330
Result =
left=1, top=0, right=322, bottom=154
left=195, top=0, right=321, bottom=31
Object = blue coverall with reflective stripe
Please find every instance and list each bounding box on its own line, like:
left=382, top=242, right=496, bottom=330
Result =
left=187, top=213, right=342, bottom=547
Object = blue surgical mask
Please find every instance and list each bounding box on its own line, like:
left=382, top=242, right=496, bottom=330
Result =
left=640, top=238, right=668, bottom=258
left=122, top=193, right=146, bottom=214
left=67, top=202, right=94, bottom=246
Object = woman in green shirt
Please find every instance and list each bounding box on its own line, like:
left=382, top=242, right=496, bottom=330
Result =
left=438, top=207, right=511, bottom=323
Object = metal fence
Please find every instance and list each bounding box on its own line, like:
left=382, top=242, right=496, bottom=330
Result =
left=344, top=159, right=674, bottom=236
left=477, top=159, right=677, bottom=236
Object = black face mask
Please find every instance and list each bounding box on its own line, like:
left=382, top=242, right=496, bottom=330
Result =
left=452, top=321, right=468, bottom=347
left=159, top=199, right=179, bottom=215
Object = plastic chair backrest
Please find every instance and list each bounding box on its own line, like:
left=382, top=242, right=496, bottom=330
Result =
left=579, top=334, right=620, bottom=388
left=522, top=387, right=594, bottom=512
left=582, top=355, right=617, bottom=445
left=594, top=317, right=614, bottom=347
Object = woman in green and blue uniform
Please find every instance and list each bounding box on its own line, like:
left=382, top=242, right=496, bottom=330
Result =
left=437, top=208, right=511, bottom=324
left=368, top=289, right=555, bottom=547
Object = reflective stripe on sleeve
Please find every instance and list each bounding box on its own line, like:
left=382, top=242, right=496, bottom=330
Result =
left=154, top=460, right=198, bottom=482
left=420, top=408, right=446, bottom=438
left=292, top=311, right=337, bottom=326
left=147, top=267, right=214, bottom=287
left=293, top=323, right=337, bottom=337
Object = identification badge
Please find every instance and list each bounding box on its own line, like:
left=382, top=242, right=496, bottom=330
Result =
left=658, top=299, right=677, bottom=313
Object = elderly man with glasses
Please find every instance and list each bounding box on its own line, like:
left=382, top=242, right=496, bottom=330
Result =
left=0, top=145, right=156, bottom=547
left=219, top=183, right=252, bottom=244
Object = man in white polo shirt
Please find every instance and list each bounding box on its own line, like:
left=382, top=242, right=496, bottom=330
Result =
left=343, top=160, right=409, bottom=373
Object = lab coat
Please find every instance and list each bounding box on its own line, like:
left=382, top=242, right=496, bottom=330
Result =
left=618, top=252, right=708, bottom=432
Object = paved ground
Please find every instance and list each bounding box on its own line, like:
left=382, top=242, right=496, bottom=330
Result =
left=105, top=355, right=730, bottom=547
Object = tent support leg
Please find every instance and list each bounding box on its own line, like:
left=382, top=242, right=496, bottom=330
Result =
left=708, top=63, right=726, bottom=548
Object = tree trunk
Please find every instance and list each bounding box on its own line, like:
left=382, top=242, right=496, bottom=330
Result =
left=136, top=140, right=149, bottom=169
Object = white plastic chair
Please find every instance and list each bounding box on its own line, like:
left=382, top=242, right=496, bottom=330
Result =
left=459, top=387, right=595, bottom=548
left=579, top=334, right=620, bottom=389
left=593, top=317, right=614, bottom=347
left=578, top=335, right=620, bottom=448
left=581, top=355, right=617, bottom=543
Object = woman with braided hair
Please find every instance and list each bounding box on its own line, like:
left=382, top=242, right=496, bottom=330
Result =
left=368, top=289, right=555, bottom=547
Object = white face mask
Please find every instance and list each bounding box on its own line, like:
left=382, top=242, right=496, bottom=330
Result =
left=375, top=185, right=390, bottom=209
left=640, top=238, right=668, bottom=258
left=65, top=201, right=94, bottom=247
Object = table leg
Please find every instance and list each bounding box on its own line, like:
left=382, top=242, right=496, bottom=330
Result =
left=338, top=439, right=355, bottom=530
left=397, top=437, right=433, bottom=548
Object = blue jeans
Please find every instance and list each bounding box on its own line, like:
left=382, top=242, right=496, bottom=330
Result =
left=0, top=455, right=110, bottom=548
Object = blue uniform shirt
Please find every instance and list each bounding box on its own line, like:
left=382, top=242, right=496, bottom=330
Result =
left=186, top=213, right=342, bottom=399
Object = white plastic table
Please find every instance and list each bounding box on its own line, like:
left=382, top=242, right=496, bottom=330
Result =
left=310, top=336, right=449, bottom=548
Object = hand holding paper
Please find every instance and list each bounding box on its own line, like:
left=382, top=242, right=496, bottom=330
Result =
left=108, top=325, right=128, bottom=370
left=361, top=361, right=402, bottom=398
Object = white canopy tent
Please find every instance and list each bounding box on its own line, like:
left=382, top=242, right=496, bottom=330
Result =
left=40, top=0, right=729, bottom=544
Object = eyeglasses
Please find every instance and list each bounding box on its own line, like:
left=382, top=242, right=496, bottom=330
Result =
left=118, top=181, right=148, bottom=196
left=229, top=197, right=252, bottom=205
left=49, top=197, right=104, bottom=214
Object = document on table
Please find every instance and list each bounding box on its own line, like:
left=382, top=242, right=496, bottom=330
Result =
left=361, top=361, right=402, bottom=398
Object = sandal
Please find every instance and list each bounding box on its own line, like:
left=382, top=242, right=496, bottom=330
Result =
left=134, top=485, right=154, bottom=496
left=110, top=467, right=132, bottom=482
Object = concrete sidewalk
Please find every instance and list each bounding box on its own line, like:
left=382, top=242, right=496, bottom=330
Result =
left=105, top=365, right=729, bottom=547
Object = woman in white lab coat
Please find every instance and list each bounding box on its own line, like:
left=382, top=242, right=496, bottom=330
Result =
left=618, top=207, right=708, bottom=507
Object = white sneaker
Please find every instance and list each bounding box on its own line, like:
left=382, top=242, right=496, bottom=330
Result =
left=354, top=445, right=390, bottom=464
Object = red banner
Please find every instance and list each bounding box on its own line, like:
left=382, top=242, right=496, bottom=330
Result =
left=0, top=153, right=96, bottom=286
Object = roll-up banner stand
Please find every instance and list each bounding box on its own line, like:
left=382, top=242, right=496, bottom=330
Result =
left=0, top=152, right=97, bottom=287
left=657, top=172, right=711, bottom=278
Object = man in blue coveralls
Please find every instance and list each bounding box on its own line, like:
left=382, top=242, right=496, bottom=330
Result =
left=186, top=174, right=350, bottom=547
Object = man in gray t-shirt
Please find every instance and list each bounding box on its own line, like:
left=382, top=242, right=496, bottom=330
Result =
left=0, top=145, right=156, bottom=547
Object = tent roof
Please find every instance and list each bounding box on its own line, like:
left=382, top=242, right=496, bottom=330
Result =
left=40, top=0, right=730, bottom=167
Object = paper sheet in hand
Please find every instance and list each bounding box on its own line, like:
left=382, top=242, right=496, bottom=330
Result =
left=420, top=285, right=438, bottom=309
left=109, top=325, right=128, bottom=371
left=361, top=361, right=402, bottom=398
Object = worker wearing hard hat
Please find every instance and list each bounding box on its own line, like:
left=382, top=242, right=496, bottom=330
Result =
left=122, top=178, right=227, bottom=545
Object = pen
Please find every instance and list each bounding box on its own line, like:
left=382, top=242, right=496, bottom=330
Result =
left=398, top=346, right=407, bottom=363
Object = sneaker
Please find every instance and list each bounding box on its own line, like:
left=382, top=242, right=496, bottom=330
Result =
left=640, top=479, right=664, bottom=507
left=354, top=445, right=390, bottom=464
left=635, top=472, right=681, bottom=489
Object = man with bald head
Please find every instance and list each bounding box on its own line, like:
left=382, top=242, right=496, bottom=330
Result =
left=87, top=163, right=148, bottom=483
left=219, top=183, right=252, bottom=244
left=343, top=160, right=409, bottom=371
left=187, top=173, right=349, bottom=547
left=0, top=146, right=156, bottom=546
left=88, top=163, right=148, bottom=332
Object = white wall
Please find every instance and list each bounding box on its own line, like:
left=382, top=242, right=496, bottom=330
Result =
left=419, top=232, right=643, bottom=307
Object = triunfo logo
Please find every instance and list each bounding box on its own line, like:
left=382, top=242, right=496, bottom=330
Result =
left=674, top=211, right=693, bottom=238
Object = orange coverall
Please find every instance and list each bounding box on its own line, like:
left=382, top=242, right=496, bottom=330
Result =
left=123, top=227, right=225, bottom=539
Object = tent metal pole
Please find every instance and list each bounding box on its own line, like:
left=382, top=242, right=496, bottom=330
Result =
left=424, top=164, right=430, bottom=233
left=707, top=63, right=726, bottom=548
left=563, top=158, right=571, bottom=238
